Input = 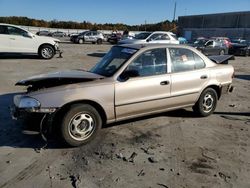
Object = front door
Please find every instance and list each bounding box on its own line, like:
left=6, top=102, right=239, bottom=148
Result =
left=115, top=48, right=171, bottom=120
left=7, top=26, right=36, bottom=53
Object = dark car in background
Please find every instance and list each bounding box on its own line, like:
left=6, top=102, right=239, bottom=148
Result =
left=49, top=31, right=67, bottom=37
left=193, top=39, right=228, bottom=56
left=70, top=31, right=88, bottom=43
left=107, top=33, right=122, bottom=44
left=229, top=39, right=250, bottom=56
left=36, top=30, right=51, bottom=36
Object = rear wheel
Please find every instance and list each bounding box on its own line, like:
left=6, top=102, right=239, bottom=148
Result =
left=193, top=88, right=218, bottom=117
left=61, top=104, right=102, bottom=147
left=39, top=45, right=55, bottom=59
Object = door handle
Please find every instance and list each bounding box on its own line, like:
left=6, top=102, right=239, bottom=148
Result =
left=160, top=81, right=170, bottom=85
left=200, top=75, right=208, bottom=79
left=10, top=38, right=15, bottom=40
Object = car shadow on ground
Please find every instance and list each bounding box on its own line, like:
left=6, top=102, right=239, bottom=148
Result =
left=87, top=52, right=106, bottom=58
left=235, top=74, right=250, bottom=81
left=0, top=53, right=39, bottom=59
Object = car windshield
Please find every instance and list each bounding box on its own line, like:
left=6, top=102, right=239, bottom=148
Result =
left=134, top=32, right=152, bottom=39
left=90, top=46, right=138, bottom=77
left=194, top=39, right=207, bottom=45
left=80, top=31, right=88, bottom=35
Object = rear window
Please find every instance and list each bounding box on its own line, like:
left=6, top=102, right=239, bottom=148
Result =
left=169, top=48, right=205, bottom=73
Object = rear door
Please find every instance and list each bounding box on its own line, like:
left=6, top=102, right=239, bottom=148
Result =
left=0, top=25, right=11, bottom=52
left=115, top=48, right=171, bottom=120
left=169, top=47, right=209, bottom=106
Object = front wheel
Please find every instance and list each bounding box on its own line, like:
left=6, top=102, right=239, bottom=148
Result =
left=245, top=49, right=249, bottom=57
left=61, top=104, right=102, bottom=147
left=39, top=45, right=55, bottom=59
left=219, top=50, right=225, bottom=55
left=97, top=39, right=102, bottom=45
left=193, top=88, right=218, bottom=117
left=78, top=39, right=84, bottom=44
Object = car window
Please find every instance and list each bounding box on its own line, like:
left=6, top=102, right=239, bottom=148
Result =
left=159, top=34, right=170, bottom=40
left=126, top=48, right=167, bottom=77
left=206, top=41, right=213, bottom=47
left=134, top=32, right=152, bottom=39
left=214, top=41, right=221, bottom=47
left=0, top=25, right=8, bottom=34
left=148, top=34, right=163, bottom=41
left=85, top=32, right=91, bottom=36
left=169, top=48, right=205, bottom=73
left=7, top=26, right=27, bottom=36
left=170, top=34, right=177, bottom=40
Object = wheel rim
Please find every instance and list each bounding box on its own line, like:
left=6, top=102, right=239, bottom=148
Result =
left=220, top=50, right=224, bottom=55
left=68, top=112, right=95, bottom=141
left=202, top=93, right=214, bottom=113
left=79, top=39, right=83, bottom=44
left=41, top=47, right=53, bottom=58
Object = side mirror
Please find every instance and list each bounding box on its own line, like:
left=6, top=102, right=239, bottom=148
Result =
left=120, top=69, right=139, bottom=81
left=23, top=32, right=33, bottom=38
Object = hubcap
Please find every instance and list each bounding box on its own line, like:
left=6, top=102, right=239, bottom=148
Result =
left=68, top=113, right=95, bottom=141
left=41, top=48, right=53, bottom=58
left=202, top=93, right=214, bottom=113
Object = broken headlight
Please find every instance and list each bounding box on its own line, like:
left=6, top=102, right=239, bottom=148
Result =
left=17, top=96, right=41, bottom=109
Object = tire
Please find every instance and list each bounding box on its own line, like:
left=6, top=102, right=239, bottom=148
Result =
left=97, top=39, right=102, bottom=45
left=193, top=88, right=218, bottom=117
left=219, top=50, right=225, bottom=55
left=245, top=50, right=249, bottom=57
left=61, top=104, right=102, bottom=147
left=39, top=45, right=55, bottom=59
left=78, top=39, right=84, bottom=44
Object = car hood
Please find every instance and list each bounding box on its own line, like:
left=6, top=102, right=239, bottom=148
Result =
left=231, top=43, right=248, bottom=48
left=16, top=70, right=104, bottom=90
left=35, top=35, right=60, bottom=42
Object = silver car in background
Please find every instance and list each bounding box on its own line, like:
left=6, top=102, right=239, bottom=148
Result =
left=72, top=31, right=104, bottom=44
left=119, top=31, right=180, bottom=45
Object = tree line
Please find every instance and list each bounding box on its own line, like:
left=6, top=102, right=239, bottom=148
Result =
left=0, top=16, right=177, bottom=32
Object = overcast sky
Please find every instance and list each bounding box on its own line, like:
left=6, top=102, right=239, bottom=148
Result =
left=0, top=0, right=249, bottom=25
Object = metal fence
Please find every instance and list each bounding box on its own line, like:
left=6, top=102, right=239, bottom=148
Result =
left=19, top=25, right=141, bottom=35
left=178, top=11, right=250, bottom=40
left=178, top=11, right=250, bottom=28
left=182, top=28, right=250, bottom=41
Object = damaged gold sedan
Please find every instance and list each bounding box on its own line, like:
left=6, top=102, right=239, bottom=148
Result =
left=12, top=44, right=234, bottom=146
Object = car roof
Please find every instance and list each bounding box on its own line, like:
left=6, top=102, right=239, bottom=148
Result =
left=118, top=43, right=194, bottom=50
left=0, top=23, right=22, bottom=27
